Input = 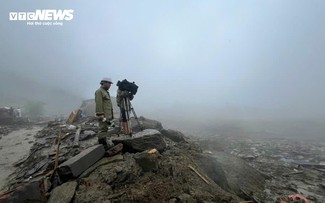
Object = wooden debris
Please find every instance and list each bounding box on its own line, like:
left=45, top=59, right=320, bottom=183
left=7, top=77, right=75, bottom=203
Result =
left=188, top=164, right=211, bottom=185
left=148, top=148, right=157, bottom=154
left=66, top=109, right=81, bottom=124
left=73, top=126, right=81, bottom=147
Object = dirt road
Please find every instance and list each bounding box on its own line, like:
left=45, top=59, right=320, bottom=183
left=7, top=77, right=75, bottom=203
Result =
left=0, top=126, right=42, bottom=192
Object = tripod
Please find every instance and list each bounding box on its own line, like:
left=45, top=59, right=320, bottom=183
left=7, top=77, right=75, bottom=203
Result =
left=120, top=97, right=142, bottom=136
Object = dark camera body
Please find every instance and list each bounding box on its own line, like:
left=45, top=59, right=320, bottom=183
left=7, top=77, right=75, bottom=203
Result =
left=117, top=79, right=138, bottom=95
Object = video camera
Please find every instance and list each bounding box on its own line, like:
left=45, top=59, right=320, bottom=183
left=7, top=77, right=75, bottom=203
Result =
left=117, top=79, right=139, bottom=96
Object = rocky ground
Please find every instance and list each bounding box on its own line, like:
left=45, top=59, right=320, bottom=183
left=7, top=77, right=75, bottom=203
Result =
left=1, top=116, right=324, bottom=203
left=195, top=134, right=325, bottom=203
left=0, top=117, right=243, bottom=203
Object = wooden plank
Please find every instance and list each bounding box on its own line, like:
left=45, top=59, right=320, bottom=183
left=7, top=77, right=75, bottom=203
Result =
left=73, top=126, right=81, bottom=147
left=188, top=164, right=211, bottom=185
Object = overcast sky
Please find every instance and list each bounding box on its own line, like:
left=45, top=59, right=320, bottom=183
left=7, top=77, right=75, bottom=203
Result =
left=1, top=1, right=325, bottom=119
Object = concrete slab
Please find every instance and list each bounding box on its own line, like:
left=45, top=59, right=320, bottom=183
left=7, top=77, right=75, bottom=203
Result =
left=58, top=145, right=105, bottom=177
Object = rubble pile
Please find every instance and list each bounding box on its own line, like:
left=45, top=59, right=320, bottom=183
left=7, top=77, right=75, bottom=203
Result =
left=1, top=116, right=243, bottom=203
left=196, top=134, right=325, bottom=202
left=0, top=126, right=10, bottom=138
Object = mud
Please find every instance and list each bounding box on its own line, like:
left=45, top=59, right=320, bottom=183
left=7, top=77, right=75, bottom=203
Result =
left=0, top=126, right=43, bottom=192
left=195, top=134, right=325, bottom=202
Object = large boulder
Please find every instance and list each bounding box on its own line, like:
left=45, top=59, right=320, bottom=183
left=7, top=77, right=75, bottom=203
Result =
left=194, top=154, right=231, bottom=192
left=131, top=117, right=163, bottom=131
left=112, top=129, right=166, bottom=153
left=211, top=152, right=266, bottom=201
left=161, top=129, right=186, bottom=142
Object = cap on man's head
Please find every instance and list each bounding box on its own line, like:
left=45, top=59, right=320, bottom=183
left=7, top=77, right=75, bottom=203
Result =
left=100, top=77, right=113, bottom=84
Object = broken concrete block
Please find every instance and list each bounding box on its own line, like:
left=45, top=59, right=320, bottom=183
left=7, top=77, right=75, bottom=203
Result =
left=160, top=129, right=186, bottom=142
left=48, top=181, right=77, bottom=203
left=134, top=150, right=159, bottom=172
left=58, top=144, right=105, bottom=177
left=112, top=129, right=166, bottom=153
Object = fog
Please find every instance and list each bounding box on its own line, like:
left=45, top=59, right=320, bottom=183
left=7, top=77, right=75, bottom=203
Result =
left=1, top=1, right=325, bottom=139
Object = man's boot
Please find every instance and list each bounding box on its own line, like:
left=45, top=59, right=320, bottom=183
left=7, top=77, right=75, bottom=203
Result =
left=98, top=137, right=110, bottom=151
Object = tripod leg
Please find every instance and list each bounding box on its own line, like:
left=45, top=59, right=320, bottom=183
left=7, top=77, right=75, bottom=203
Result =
left=123, top=98, right=131, bottom=136
left=126, top=98, right=133, bottom=135
left=128, top=99, right=143, bottom=130
left=118, top=110, right=122, bottom=135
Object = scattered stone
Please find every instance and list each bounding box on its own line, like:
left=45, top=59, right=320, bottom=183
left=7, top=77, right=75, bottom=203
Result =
left=47, top=121, right=62, bottom=127
left=178, top=193, right=196, bottom=203
left=79, top=130, right=96, bottom=141
left=48, top=181, right=77, bottom=203
left=74, top=179, right=112, bottom=203
left=67, top=125, right=77, bottom=130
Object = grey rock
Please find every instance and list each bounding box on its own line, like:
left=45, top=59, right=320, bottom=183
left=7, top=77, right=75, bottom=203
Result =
left=112, top=129, right=166, bottom=153
left=134, top=151, right=159, bottom=172
left=133, top=129, right=161, bottom=138
left=161, top=129, right=186, bottom=142
left=131, top=117, right=163, bottom=131
left=48, top=181, right=77, bottom=203
left=195, top=154, right=231, bottom=192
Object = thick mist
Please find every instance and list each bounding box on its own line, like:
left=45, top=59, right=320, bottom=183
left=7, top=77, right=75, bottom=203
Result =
left=1, top=1, right=325, bottom=139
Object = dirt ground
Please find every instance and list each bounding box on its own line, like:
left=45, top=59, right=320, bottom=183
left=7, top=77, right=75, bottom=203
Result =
left=0, top=126, right=42, bottom=192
